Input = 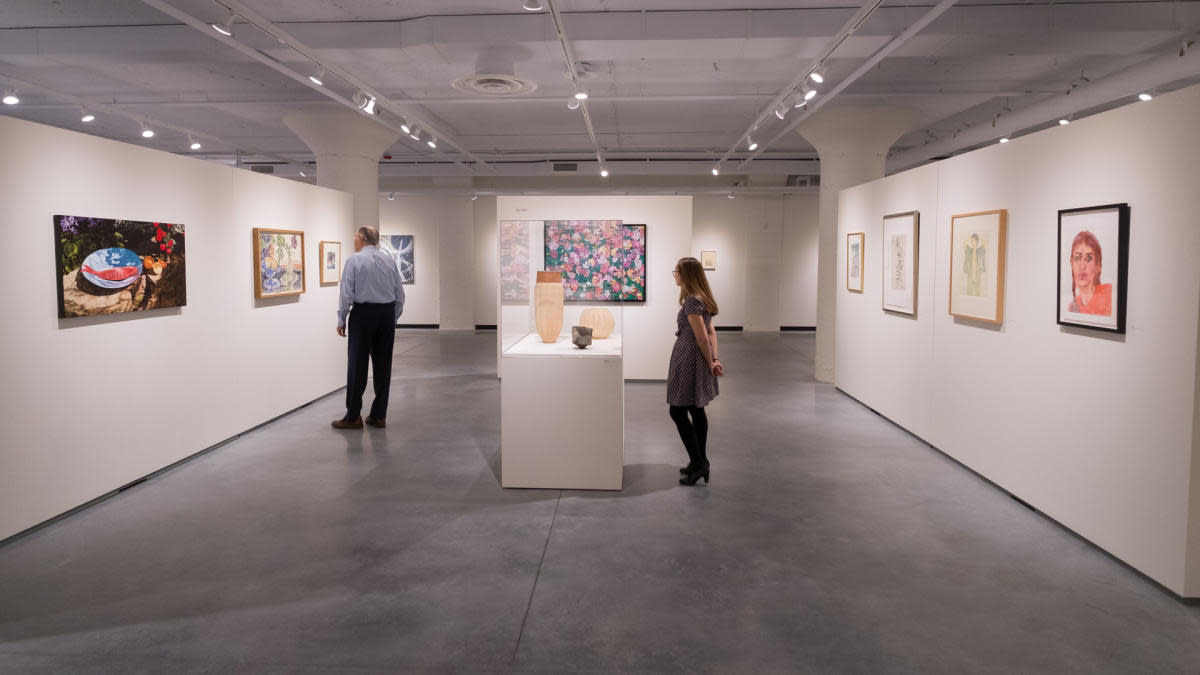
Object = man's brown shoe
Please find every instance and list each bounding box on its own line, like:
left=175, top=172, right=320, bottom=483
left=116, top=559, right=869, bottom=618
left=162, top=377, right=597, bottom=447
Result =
left=365, top=417, right=386, bottom=428
left=331, top=416, right=363, bottom=429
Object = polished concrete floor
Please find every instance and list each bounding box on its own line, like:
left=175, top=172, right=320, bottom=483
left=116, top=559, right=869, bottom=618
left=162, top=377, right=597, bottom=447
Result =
left=2, top=331, right=1199, bottom=674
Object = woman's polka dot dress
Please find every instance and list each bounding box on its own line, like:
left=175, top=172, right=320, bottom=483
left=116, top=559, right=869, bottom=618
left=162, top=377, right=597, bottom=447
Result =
left=667, top=296, right=719, bottom=407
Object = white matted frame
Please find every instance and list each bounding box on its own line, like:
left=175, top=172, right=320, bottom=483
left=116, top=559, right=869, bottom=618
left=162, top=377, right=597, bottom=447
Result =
left=846, top=232, right=864, bottom=293
left=700, top=250, right=716, bottom=270
left=948, top=209, right=1007, bottom=324
left=881, top=211, right=919, bottom=315
left=319, top=240, right=341, bottom=285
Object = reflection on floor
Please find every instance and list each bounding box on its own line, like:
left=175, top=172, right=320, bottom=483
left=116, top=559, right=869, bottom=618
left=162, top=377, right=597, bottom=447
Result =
left=1, top=331, right=1198, bottom=674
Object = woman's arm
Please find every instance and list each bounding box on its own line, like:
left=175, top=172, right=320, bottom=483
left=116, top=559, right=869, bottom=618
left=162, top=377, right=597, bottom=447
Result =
left=688, top=314, right=722, bottom=377
left=707, top=322, right=723, bottom=376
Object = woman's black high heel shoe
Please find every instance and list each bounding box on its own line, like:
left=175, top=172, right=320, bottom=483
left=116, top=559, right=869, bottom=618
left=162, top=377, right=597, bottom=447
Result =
left=679, top=467, right=709, bottom=486
left=680, top=462, right=709, bottom=475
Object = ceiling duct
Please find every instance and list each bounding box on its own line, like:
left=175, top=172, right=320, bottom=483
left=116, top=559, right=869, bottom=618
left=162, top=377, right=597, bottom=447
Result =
left=552, top=162, right=578, bottom=173
left=452, top=46, right=538, bottom=97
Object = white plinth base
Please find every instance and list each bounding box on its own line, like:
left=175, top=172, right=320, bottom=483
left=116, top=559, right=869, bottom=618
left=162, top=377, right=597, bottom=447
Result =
left=501, top=335, right=624, bottom=490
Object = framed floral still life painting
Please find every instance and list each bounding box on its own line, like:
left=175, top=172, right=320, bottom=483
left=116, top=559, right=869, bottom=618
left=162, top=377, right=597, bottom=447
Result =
left=846, top=232, right=864, bottom=293
left=319, top=240, right=341, bottom=285
left=1058, top=203, right=1129, bottom=333
left=881, top=211, right=918, bottom=315
left=949, top=209, right=1007, bottom=324
left=254, top=228, right=305, bottom=298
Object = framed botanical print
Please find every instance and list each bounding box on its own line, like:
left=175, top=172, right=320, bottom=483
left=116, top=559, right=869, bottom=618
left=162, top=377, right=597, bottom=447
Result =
left=881, top=211, right=918, bottom=315
left=700, top=250, right=717, bottom=270
left=319, top=241, right=341, bottom=285
left=846, top=232, right=864, bottom=293
left=253, top=228, right=305, bottom=298
left=1058, top=203, right=1129, bottom=333
left=949, top=209, right=1007, bottom=324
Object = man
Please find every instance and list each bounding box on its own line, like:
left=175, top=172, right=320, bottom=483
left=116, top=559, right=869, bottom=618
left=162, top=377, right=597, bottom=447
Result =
left=333, top=226, right=405, bottom=429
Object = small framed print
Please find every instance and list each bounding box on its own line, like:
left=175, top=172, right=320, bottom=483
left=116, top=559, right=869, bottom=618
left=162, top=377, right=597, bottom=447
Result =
left=253, top=228, right=305, bottom=298
left=700, top=250, right=716, bottom=270
left=846, top=232, right=864, bottom=293
left=882, top=211, right=919, bottom=315
left=1058, top=203, right=1130, bottom=333
left=949, top=209, right=1007, bottom=324
left=319, top=240, right=342, bottom=285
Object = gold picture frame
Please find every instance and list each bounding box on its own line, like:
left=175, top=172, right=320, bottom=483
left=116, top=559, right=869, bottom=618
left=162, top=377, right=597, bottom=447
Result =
left=948, top=210, right=1007, bottom=324
left=253, top=228, right=306, bottom=298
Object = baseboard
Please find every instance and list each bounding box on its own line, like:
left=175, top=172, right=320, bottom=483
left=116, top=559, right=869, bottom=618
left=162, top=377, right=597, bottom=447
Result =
left=780, top=326, right=816, bottom=332
left=396, top=323, right=440, bottom=329
left=0, top=385, right=345, bottom=550
left=834, top=385, right=1200, bottom=606
left=714, top=326, right=743, bottom=332
left=474, top=324, right=497, bottom=331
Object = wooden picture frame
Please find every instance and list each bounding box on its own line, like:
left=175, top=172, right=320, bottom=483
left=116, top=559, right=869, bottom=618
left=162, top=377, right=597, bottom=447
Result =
left=1057, top=203, right=1130, bottom=333
left=846, top=232, right=864, bottom=293
left=253, top=228, right=305, bottom=298
left=949, top=209, right=1007, bottom=324
left=700, top=250, right=717, bottom=270
left=319, top=240, right=342, bottom=285
left=881, top=211, right=919, bottom=315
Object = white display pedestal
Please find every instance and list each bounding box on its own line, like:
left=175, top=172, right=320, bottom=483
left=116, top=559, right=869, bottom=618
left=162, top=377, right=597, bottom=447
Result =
left=501, top=334, right=624, bottom=490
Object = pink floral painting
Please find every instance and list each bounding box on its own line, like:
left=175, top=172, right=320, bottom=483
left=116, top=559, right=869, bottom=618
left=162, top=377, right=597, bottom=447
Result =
left=544, top=220, right=646, bottom=302
left=499, top=220, right=534, bottom=303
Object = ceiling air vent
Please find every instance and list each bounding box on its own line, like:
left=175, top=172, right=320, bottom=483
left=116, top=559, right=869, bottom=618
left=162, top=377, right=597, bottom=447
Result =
left=553, top=162, right=578, bottom=173
left=250, top=165, right=274, bottom=174
left=451, top=74, right=538, bottom=97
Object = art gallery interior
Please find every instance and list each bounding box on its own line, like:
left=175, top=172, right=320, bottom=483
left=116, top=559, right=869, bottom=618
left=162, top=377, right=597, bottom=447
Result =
left=3, top=1, right=1200, bottom=672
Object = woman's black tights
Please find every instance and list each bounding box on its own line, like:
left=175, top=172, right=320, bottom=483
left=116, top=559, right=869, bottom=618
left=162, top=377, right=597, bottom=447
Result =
left=669, top=405, right=708, bottom=469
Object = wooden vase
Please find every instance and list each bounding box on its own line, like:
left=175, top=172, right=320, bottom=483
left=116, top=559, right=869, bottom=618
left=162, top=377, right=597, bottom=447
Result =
left=578, top=307, right=615, bottom=339
left=534, top=271, right=564, bottom=343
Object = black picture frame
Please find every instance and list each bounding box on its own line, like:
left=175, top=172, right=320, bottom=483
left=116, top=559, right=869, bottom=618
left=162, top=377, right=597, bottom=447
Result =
left=1056, top=203, right=1130, bottom=334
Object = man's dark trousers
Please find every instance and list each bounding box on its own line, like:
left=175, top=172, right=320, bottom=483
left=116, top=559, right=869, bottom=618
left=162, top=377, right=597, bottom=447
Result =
left=346, top=302, right=396, bottom=420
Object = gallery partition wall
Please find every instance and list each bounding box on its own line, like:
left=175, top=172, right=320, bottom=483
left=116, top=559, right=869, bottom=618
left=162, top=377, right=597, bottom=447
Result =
left=834, top=84, right=1200, bottom=597
left=0, top=115, right=355, bottom=541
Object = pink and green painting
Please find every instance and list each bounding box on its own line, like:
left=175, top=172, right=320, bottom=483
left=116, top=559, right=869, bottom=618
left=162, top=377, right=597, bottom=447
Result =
left=544, top=220, right=646, bottom=302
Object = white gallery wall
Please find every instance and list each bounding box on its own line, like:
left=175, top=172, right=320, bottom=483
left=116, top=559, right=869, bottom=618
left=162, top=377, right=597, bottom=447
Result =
left=497, top=195, right=692, bottom=380
left=378, top=195, right=476, bottom=328
left=692, top=194, right=819, bottom=329
left=0, top=115, right=353, bottom=541
left=835, top=84, right=1200, bottom=596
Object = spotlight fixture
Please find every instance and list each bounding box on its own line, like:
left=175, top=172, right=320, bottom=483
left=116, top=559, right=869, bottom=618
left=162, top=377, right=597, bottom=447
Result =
left=567, top=98, right=581, bottom=110
left=141, top=128, right=155, bottom=139
left=1058, top=118, right=1070, bottom=126
left=523, top=0, right=543, bottom=10
left=308, top=68, right=325, bottom=86
left=427, top=137, right=437, bottom=149
left=354, top=92, right=377, bottom=115
left=999, top=137, right=1010, bottom=144
left=400, top=120, right=412, bottom=135
left=774, top=104, right=788, bottom=120
left=792, top=92, right=808, bottom=108
left=600, top=168, right=609, bottom=177
left=574, top=91, right=588, bottom=100
left=387, top=192, right=396, bottom=200
left=80, top=108, right=95, bottom=122
left=712, top=167, right=720, bottom=176
left=809, top=66, right=826, bottom=84
left=408, top=125, right=421, bottom=141
left=470, top=194, right=478, bottom=201
left=1, top=91, right=18, bottom=105
left=747, top=137, right=758, bottom=151
left=728, top=193, right=735, bottom=199
left=210, top=13, right=236, bottom=37
left=1138, top=92, right=1153, bottom=101
left=188, top=137, right=202, bottom=150
left=299, top=169, right=307, bottom=177
left=802, top=83, right=817, bottom=101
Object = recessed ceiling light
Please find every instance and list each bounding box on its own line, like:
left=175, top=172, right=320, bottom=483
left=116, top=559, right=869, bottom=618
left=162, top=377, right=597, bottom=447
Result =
left=141, top=128, right=155, bottom=138
left=1138, top=92, right=1153, bottom=101
left=998, top=137, right=1009, bottom=144
left=80, top=108, right=95, bottom=122
left=600, top=168, right=609, bottom=177
left=188, top=137, right=202, bottom=150
left=210, top=14, right=236, bottom=36
left=712, top=167, right=720, bottom=176
left=2, top=92, right=19, bottom=105
left=574, top=91, right=588, bottom=100
left=1058, top=118, right=1070, bottom=125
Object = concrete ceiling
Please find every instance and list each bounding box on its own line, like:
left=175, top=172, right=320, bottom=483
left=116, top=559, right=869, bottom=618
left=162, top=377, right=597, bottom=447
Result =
left=1, top=0, right=1197, bottom=185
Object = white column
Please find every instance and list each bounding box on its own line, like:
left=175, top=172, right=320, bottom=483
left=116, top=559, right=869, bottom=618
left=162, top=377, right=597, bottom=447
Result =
left=283, top=111, right=400, bottom=230
left=798, top=106, right=916, bottom=383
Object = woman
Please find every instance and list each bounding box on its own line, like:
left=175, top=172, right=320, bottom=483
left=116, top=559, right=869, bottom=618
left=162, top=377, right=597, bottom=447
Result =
left=668, top=257, right=724, bottom=486
left=1067, top=230, right=1112, bottom=316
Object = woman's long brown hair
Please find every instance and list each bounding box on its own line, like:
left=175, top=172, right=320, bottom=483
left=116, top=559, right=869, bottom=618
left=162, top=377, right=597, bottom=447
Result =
left=676, top=257, right=719, bottom=316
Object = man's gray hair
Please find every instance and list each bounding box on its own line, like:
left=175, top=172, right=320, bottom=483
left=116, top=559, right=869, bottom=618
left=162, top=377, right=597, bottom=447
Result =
left=358, top=226, right=379, bottom=246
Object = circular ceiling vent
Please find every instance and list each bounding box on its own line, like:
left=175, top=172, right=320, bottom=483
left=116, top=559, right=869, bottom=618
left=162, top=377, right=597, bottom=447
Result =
left=452, top=74, right=538, bottom=97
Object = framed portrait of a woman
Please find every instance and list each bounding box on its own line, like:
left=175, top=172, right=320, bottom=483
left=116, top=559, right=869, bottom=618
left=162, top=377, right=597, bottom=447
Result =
left=1057, top=203, right=1130, bottom=333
